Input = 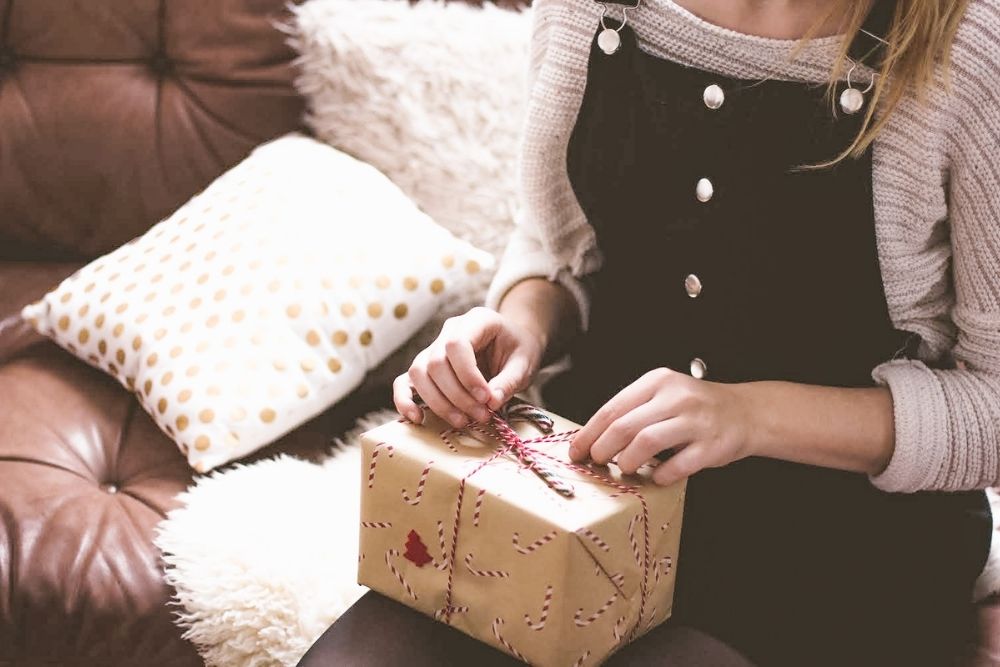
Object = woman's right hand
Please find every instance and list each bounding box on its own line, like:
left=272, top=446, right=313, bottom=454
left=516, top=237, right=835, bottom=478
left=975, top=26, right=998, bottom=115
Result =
left=393, top=306, right=546, bottom=428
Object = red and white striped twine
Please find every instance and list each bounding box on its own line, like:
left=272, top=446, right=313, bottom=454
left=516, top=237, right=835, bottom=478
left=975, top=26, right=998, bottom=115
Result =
left=464, top=552, right=510, bottom=578
left=401, top=461, right=433, bottom=506
left=572, top=651, right=591, bottom=667
left=492, top=617, right=528, bottom=662
left=472, top=489, right=486, bottom=527
left=645, top=607, right=658, bottom=629
left=385, top=549, right=418, bottom=601
left=512, top=529, right=558, bottom=555
left=628, top=515, right=643, bottom=568
left=576, top=528, right=610, bottom=552
left=439, top=428, right=461, bottom=453
left=360, top=521, right=392, bottom=529
left=524, top=585, right=553, bottom=630
left=367, top=442, right=394, bottom=488
left=433, top=520, right=450, bottom=571
left=574, top=592, right=618, bottom=627
left=613, top=616, right=627, bottom=643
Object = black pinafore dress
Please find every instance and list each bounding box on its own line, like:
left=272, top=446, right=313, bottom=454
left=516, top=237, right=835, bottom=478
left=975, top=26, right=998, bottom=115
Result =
left=543, top=4, right=993, bottom=666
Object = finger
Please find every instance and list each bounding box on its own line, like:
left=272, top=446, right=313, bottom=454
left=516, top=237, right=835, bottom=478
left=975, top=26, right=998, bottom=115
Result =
left=409, top=362, right=467, bottom=428
left=443, top=337, right=491, bottom=406
left=652, top=443, right=706, bottom=487
left=486, top=351, right=531, bottom=410
left=616, top=417, right=693, bottom=475
left=584, top=400, right=666, bottom=466
left=392, top=373, right=422, bottom=424
left=427, top=349, right=490, bottom=423
left=571, top=368, right=667, bottom=459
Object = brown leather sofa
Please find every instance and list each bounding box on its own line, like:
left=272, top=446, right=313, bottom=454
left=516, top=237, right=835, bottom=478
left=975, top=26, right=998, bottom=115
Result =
left=0, top=1, right=996, bottom=666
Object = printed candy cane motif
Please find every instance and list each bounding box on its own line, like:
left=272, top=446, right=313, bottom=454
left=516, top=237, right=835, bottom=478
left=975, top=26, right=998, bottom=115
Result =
left=645, top=607, right=658, bottom=629
left=434, top=605, right=469, bottom=621
left=576, top=528, right=610, bottom=552
left=385, top=549, right=418, bottom=601
left=367, top=443, right=394, bottom=488
left=464, top=552, right=510, bottom=578
left=432, top=521, right=451, bottom=571
left=512, top=529, right=558, bottom=555
left=654, top=556, right=673, bottom=586
left=472, top=489, right=486, bottom=527
left=613, top=616, right=627, bottom=643
left=401, top=461, right=433, bottom=506
left=574, top=592, right=618, bottom=627
left=360, top=521, right=393, bottom=528
left=628, top=515, right=643, bottom=568
left=610, top=572, right=625, bottom=588
left=661, top=522, right=670, bottom=532
left=524, top=585, right=553, bottom=630
left=492, top=617, right=527, bottom=662
left=572, top=651, right=591, bottom=667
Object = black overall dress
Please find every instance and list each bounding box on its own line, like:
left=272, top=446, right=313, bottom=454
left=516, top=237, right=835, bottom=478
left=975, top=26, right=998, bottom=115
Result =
left=543, top=5, right=993, bottom=666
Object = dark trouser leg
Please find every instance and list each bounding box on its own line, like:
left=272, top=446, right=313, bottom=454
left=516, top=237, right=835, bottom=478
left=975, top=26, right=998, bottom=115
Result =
left=297, top=592, right=756, bottom=667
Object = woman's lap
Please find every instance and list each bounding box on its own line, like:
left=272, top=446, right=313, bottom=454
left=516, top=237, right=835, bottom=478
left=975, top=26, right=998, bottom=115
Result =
left=296, top=591, right=756, bottom=667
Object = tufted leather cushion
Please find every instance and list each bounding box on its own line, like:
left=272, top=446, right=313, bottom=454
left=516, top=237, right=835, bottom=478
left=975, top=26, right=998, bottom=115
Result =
left=0, top=0, right=305, bottom=261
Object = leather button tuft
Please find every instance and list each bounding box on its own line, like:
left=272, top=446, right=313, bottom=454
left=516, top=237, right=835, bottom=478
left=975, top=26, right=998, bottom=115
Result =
left=150, top=53, right=172, bottom=75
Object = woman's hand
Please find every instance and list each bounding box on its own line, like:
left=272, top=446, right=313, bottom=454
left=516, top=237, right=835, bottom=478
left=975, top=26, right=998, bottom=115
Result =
left=569, top=368, right=756, bottom=486
left=393, top=306, right=546, bottom=428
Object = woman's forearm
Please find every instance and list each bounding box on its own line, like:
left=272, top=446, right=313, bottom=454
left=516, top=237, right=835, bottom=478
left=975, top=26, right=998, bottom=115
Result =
left=497, top=277, right=581, bottom=365
left=735, top=381, right=896, bottom=476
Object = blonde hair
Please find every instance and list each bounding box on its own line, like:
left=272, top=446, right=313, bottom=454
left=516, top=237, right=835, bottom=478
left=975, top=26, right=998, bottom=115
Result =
left=813, top=1, right=970, bottom=161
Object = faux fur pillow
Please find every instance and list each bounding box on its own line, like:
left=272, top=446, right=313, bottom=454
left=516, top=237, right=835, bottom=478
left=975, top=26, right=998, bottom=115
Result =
left=289, top=0, right=532, bottom=384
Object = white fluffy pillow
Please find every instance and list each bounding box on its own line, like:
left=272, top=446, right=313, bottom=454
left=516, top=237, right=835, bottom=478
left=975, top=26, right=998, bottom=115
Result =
left=289, top=0, right=531, bottom=382
left=22, top=135, right=493, bottom=472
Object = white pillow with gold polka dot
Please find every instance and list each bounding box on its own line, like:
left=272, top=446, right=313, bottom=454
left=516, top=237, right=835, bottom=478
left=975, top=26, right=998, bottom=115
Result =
left=21, top=134, right=494, bottom=472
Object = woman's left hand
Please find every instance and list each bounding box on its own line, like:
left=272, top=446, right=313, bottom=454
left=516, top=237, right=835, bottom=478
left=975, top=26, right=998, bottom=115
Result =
left=568, top=367, right=756, bottom=486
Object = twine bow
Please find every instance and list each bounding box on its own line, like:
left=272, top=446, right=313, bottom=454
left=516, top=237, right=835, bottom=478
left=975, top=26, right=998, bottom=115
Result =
left=408, top=397, right=655, bottom=645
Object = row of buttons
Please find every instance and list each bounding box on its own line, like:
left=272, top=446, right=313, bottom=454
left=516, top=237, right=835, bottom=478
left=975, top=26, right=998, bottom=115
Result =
left=684, top=83, right=725, bottom=381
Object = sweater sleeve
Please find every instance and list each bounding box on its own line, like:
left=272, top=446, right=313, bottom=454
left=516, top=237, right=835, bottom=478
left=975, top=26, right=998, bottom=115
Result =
left=483, top=1, right=603, bottom=330
left=870, top=25, right=1000, bottom=492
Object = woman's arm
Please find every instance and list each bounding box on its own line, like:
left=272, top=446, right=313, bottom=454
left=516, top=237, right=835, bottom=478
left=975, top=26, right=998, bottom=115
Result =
left=498, top=277, right=581, bottom=367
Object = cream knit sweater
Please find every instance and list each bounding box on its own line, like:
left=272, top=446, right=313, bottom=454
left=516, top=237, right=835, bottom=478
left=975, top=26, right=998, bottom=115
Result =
left=484, top=0, right=1000, bottom=493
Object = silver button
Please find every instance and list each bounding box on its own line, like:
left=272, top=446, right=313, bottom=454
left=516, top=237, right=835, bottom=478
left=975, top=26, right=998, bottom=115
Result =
left=696, top=178, right=714, bottom=203
left=839, top=87, right=864, bottom=114
left=598, top=28, right=622, bottom=55
left=684, top=274, right=702, bottom=298
left=703, top=84, right=725, bottom=110
left=690, top=358, right=708, bottom=379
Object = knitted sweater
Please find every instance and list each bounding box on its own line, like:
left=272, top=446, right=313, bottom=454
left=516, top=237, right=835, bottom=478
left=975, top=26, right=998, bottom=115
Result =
left=484, top=0, right=1000, bottom=493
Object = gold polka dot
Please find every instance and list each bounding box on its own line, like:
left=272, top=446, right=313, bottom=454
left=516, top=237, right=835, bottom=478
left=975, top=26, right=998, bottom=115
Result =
left=98, top=340, right=108, bottom=355
left=100, top=292, right=112, bottom=303
left=286, top=304, right=301, bottom=318
left=135, top=263, right=146, bottom=273
left=176, top=414, right=189, bottom=431
left=226, top=431, right=240, bottom=446
left=181, top=322, right=194, bottom=334
left=348, top=276, right=363, bottom=289
left=78, top=328, right=90, bottom=344
left=359, top=330, right=373, bottom=346
left=340, top=303, right=356, bottom=317
left=301, top=359, right=316, bottom=372
left=403, top=276, right=419, bottom=291
left=273, top=360, right=287, bottom=371
left=213, top=289, right=226, bottom=302
left=60, top=292, right=72, bottom=304
left=132, top=336, right=142, bottom=351
left=144, top=379, right=153, bottom=395
left=321, top=277, right=333, bottom=289
left=162, top=371, right=174, bottom=386
left=185, top=365, right=199, bottom=378
left=164, top=305, right=177, bottom=316
left=115, top=303, right=128, bottom=314
left=207, top=385, right=221, bottom=396
left=109, top=272, right=120, bottom=282
left=375, top=275, right=391, bottom=289
left=157, top=398, right=168, bottom=414
left=136, top=313, right=148, bottom=324
left=151, top=273, right=163, bottom=284
left=206, top=314, right=220, bottom=328
left=249, top=259, right=262, bottom=270
left=297, top=384, right=309, bottom=398
left=84, top=282, right=96, bottom=293
left=222, top=265, right=235, bottom=276
left=441, top=255, right=455, bottom=268
left=160, top=253, right=172, bottom=263
left=332, top=330, right=348, bottom=346
left=199, top=409, right=214, bottom=424
left=116, top=349, right=126, bottom=365
left=178, top=389, right=192, bottom=403
left=106, top=362, right=117, bottom=375
left=231, top=407, right=247, bottom=422
left=367, top=303, right=383, bottom=318
left=196, top=341, right=209, bottom=353
left=171, top=284, right=183, bottom=295
left=268, top=280, right=281, bottom=293
left=195, top=435, right=211, bottom=451
left=430, top=279, right=445, bottom=294
left=260, top=408, right=276, bottom=423
left=306, top=330, right=321, bottom=346
left=58, top=315, right=71, bottom=331
left=223, top=336, right=237, bottom=349
left=393, top=303, right=409, bottom=319
left=170, top=346, right=183, bottom=358
left=328, top=357, right=343, bottom=373
left=190, top=297, right=202, bottom=309
left=197, top=274, right=209, bottom=285
left=124, top=283, right=137, bottom=293
left=240, top=284, right=253, bottom=296
left=465, top=259, right=482, bottom=274
left=113, top=323, right=124, bottom=337
left=205, top=250, right=218, bottom=260
left=125, top=376, right=135, bottom=391
left=231, top=310, right=245, bottom=323
left=95, top=314, right=106, bottom=328
left=147, top=352, right=158, bottom=367
left=321, top=301, right=330, bottom=317
left=154, top=327, right=167, bottom=340
left=144, top=292, right=157, bottom=303
left=78, top=304, right=90, bottom=317
left=87, top=353, right=100, bottom=364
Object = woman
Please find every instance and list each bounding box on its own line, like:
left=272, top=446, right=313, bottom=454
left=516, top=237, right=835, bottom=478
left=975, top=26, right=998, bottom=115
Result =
left=303, top=1, right=999, bottom=665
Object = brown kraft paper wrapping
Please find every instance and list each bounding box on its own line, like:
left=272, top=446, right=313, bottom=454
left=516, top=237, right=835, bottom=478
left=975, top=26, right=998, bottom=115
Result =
left=357, top=409, right=686, bottom=667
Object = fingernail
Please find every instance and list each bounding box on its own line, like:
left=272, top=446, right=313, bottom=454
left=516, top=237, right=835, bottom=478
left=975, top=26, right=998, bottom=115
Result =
left=473, top=388, right=488, bottom=403
left=449, top=412, right=467, bottom=428
left=472, top=408, right=489, bottom=423
left=491, top=388, right=504, bottom=402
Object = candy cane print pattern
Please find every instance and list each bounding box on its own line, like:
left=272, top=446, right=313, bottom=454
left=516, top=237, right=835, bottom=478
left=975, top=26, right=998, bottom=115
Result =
left=492, top=617, right=528, bottom=662
left=385, top=549, right=418, bottom=601
left=612, top=616, right=627, bottom=643
left=432, top=521, right=451, bottom=571
left=572, top=651, right=591, bottom=667
left=627, top=515, right=643, bottom=568
left=464, top=552, right=510, bottom=578
left=472, top=489, right=486, bottom=527
left=575, top=528, right=610, bottom=552
left=360, top=521, right=393, bottom=528
left=524, top=585, right=553, bottom=630
left=574, top=592, right=618, bottom=627
left=367, top=443, right=394, bottom=488
left=401, top=461, right=433, bottom=506
left=512, top=529, right=558, bottom=555
left=654, top=556, right=673, bottom=586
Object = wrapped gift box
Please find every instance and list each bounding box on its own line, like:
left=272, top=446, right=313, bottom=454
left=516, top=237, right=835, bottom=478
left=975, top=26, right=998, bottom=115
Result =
left=358, top=407, right=686, bottom=666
